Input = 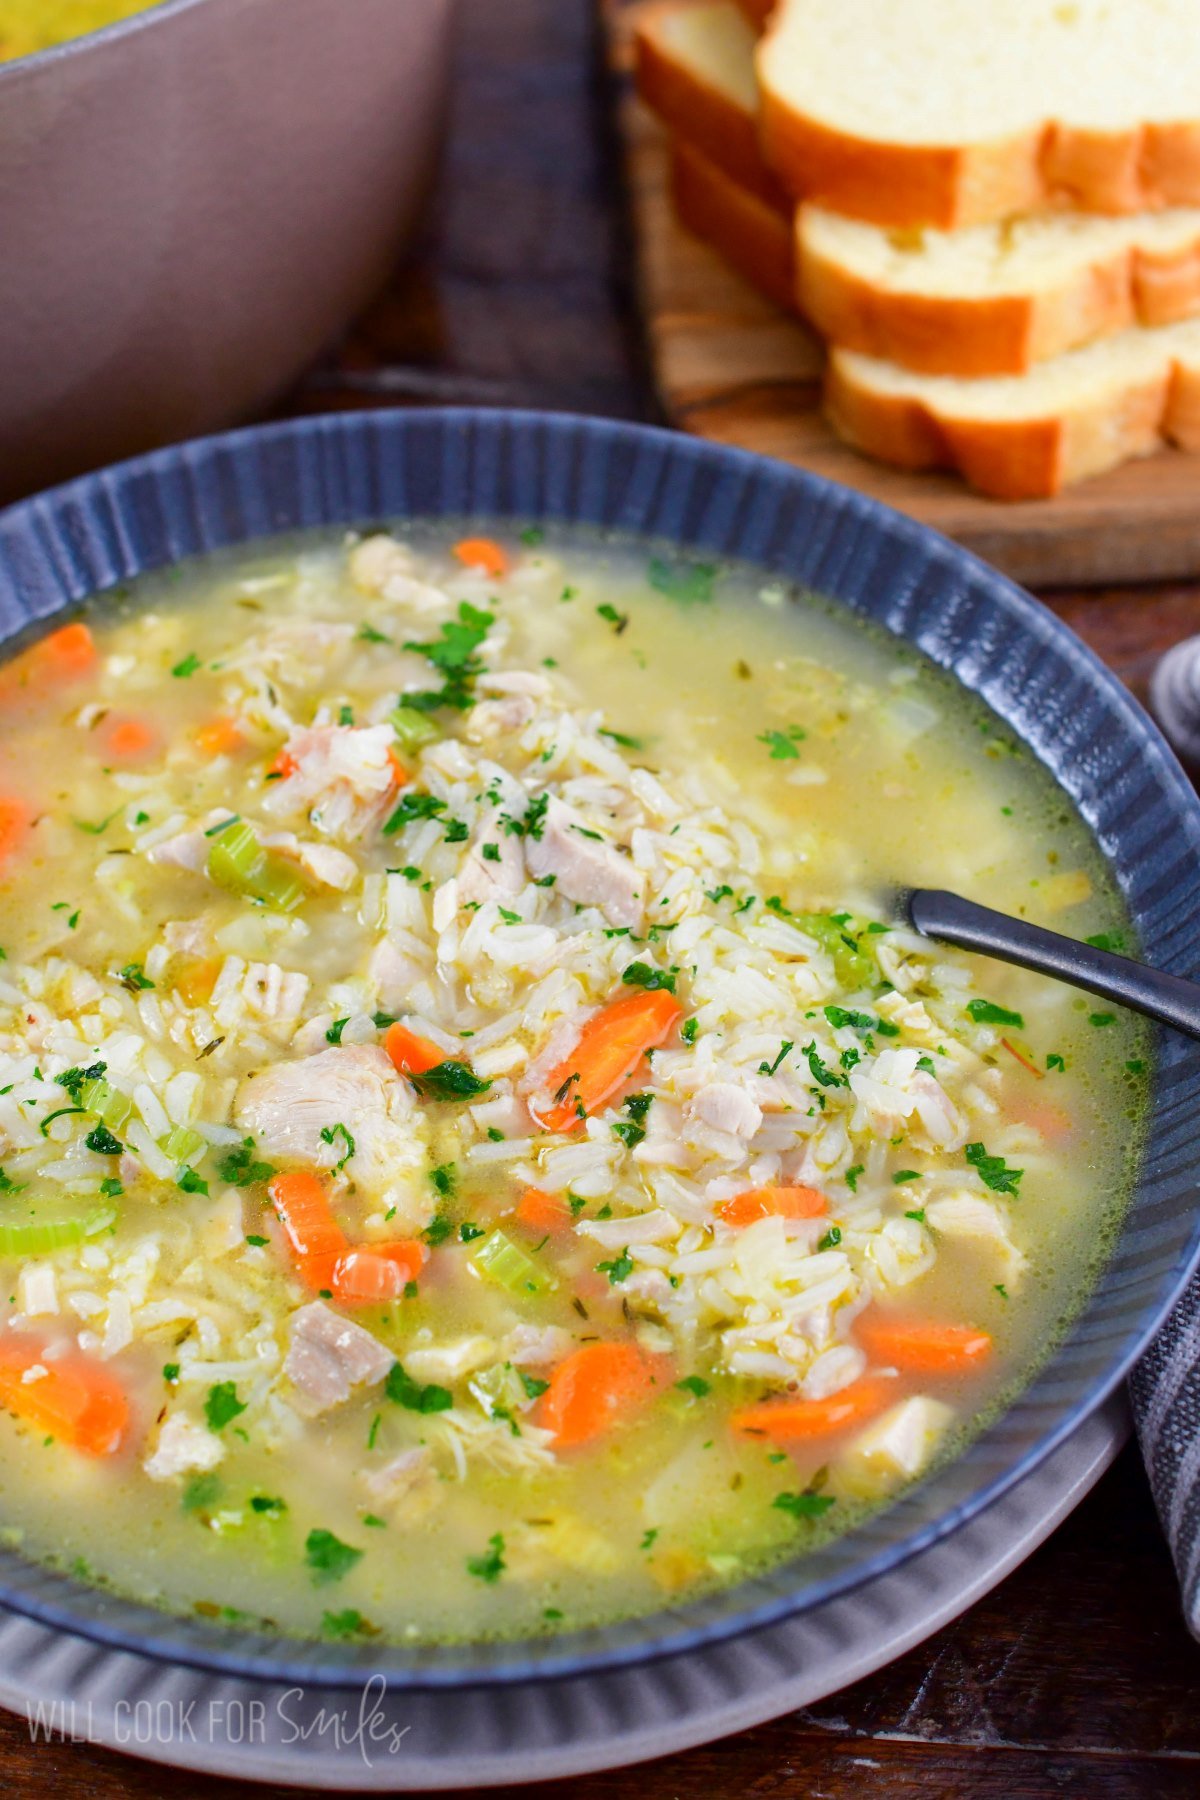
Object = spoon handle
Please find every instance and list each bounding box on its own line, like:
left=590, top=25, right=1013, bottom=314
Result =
left=903, top=887, right=1200, bottom=1042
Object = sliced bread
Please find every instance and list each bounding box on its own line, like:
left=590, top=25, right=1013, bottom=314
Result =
left=672, top=141, right=796, bottom=311
left=799, top=205, right=1200, bottom=376
left=758, top=0, right=1200, bottom=228
left=825, top=317, right=1200, bottom=499
left=634, top=1, right=787, bottom=206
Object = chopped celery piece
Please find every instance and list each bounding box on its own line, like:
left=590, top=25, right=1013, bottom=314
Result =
left=471, top=1229, right=553, bottom=1296
left=0, top=1203, right=116, bottom=1257
left=469, top=1362, right=527, bottom=1418
left=158, top=1125, right=206, bottom=1166
left=78, top=1077, right=132, bottom=1132
left=390, top=706, right=440, bottom=753
left=207, top=821, right=262, bottom=887
left=207, top=823, right=305, bottom=914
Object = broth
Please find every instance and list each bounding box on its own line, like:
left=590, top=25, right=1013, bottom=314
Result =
left=0, top=526, right=1145, bottom=1644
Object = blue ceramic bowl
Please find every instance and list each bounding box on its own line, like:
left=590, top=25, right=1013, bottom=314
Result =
left=0, top=409, right=1197, bottom=1689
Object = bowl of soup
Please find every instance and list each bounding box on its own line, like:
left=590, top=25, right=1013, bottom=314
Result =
left=0, top=0, right=454, bottom=503
left=0, top=408, right=1194, bottom=1688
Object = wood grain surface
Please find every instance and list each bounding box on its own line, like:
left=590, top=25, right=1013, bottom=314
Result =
left=601, top=1, right=1200, bottom=591
left=7, top=0, right=1200, bottom=1794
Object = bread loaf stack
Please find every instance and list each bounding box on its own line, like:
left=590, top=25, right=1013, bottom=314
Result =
left=634, top=0, right=1200, bottom=498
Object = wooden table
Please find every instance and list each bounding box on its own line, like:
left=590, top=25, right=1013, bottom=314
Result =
left=11, top=1, right=1200, bottom=1793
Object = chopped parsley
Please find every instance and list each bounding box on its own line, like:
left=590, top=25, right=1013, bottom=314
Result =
left=597, top=1248, right=634, bottom=1285
left=519, top=1372, right=550, bottom=1400
left=757, top=726, right=806, bottom=759
left=680, top=1017, right=698, bottom=1043
left=325, top=1017, right=349, bottom=1045
left=382, top=791, right=446, bottom=836
left=117, top=962, right=154, bottom=992
left=621, top=961, right=677, bottom=994
left=466, top=1532, right=506, bottom=1583
left=319, top=1122, right=355, bottom=1170
left=84, top=1123, right=123, bottom=1156
left=204, top=1382, right=246, bottom=1432
left=758, top=1039, right=793, bottom=1077
left=817, top=1226, right=842, bottom=1252
left=612, top=1092, right=654, bottom=1150
left=216, top=1138, right=276, bottom=1187
left=774, top=1490, right=836, bottom=1519
left=1046, top=1052, right=1067, bottom=1072
left=408, top=1060, right=492, bottom=1101
left=171, top=652, right=202, bottom=678
left=844, top=1164, right=863, bottom=1193
left=403, top=601, right=494, bottom=711
left=1089, top=1012, right=1117, bottom=1028
left=647, top=557, right=715, bottom=605
left=305, top=1528, right=363, bottom=1586
left=385, top=1362, right=453, bottom=1413
left=967, top=998, right=1025, bottom=1029
left=1086, top=931, right=1126, bottom=953
left=801, top=1041, right=847, bottom=1089
left=596, top=602, right=629, bottom=633
left=676, top=1375, right=710, bottom=1398
left=892, top=1169, right=921, bottom=1185
left=322, top=1608, right=370, bottom=1640
left=177, top=1167, right=209, bottom=1195
left=965, top=1140, right=1024, bottom=1196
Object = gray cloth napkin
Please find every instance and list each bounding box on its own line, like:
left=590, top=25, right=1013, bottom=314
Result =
left=1131, top=1292, right=1200, bottom=1633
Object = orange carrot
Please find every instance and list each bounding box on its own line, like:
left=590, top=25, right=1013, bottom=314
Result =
left=268, top=1171, right=348, bottom=1289
left=514, top=1186, right=571, bottom=1235
left=194, top=716, right=244, bottom=758
left=534, top=989, right=683, bottom=1133
left=33, top=621, right=97, bottom=681
left=268, top=749, right=298, bottom=780
left=537, top=1342, right=664, bottom=1448
left=384, top=1022, right=446, bottom=1078
left=0, top=798, right=29, bottom=872
left=717, top=1185, right=827, bottom=1228
left=331, top=1240, right=427, bottom=1303
left=100, top=714, right=159, bottom=762
left=453, top=537, right=509, bottom=578
left=0, top=1336, right=128, bottom=1455
left=387, top=747, right=409, bottom=788
left=175, top=955, right=223, bottom=1007
left=730, top=1378, right=891, bottom=1442
left=857, top=1312, right=992, bottom=1375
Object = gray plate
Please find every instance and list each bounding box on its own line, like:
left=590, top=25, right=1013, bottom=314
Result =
left=0, top=1397, right=1127, bottom=1789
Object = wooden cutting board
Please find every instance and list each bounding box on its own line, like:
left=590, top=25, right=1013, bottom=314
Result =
left=601, top=1, right=1200, bottom=589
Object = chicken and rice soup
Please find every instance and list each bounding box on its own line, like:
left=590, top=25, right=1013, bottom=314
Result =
left=0, top=527, right=1145, bottom=1643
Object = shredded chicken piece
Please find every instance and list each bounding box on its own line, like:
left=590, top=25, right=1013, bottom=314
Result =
left=284, top=1301, right=392, bottom=1415
left=234, top=1045, right=431, bottom=1226
left=144, top=1414, right=225, bottom=1482
left=524, top=796, right=644, bottom=927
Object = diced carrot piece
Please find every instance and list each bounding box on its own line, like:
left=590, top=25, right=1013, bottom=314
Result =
left=268, top=750, right=298, bottom=780
left=384, top=1022, right=446, bottom=1078
left=100, top=714, right=159, bottom=762
left=453, top=537, right=509, bottom=578
left=35, top=622, right=97, bottom=679
left=514, top=1186, right=571, bottom=1235
left=194, top=716, right=244, bottom=758
left=387, top=747, right=409, bottom=788
left=0, top=1336, right=128, bottom=1455
left=857, top=1312, right=992, bottom=1376
left=174, top=956, right=223, bottom=1007
left=717, top=1185, right=827, bottom=1228
left=730, top=1378, right=891, bottom=1442
left=534, top=990, right=683, bottom=1133
left=268, top=1171, right=348, bottom=1275
left=0, top=798, right=29, bottom=872
left=537, top=1342, right=664, bottom=1448
left=331, top=1240, right=427, bottom=1303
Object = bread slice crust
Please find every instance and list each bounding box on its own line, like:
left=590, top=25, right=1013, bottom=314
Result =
left=826, top=323, right=1200, bottom=498
left=757, top=2, right=1200, bottom=229
left=672, top=141, right=796, bottom=312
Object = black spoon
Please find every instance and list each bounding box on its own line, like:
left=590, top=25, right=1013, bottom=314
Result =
left=896, top=888, right=1200, bottom=1041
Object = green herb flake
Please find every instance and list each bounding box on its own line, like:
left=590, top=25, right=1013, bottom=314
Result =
left=409, top=1060, right=492, bottom=1102
left=385, top=1362, right=453, bottom=1414
left=967, top=998, right=1025, bottom=1029
left=319, top=1121, right=355, bottom=1171
left=773, top=1490, right=836, bottom=1520
left=204, top=1382, right=247, bottom=1432
left=676, top=1375, right=710, bottom=1398
left=647, top=557, right=715, bottom=605
left=171, top=652, right=202, bottom=679
left=325, top=1017, right=349, bottom=1046
left=965, top=1141, right=1024, bottom=1196
left=466, top=1532, right=506, bottom=1583
left=305, top=1527, right=364, bottom=1586
left=757, top=727, right=806, bottom=760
